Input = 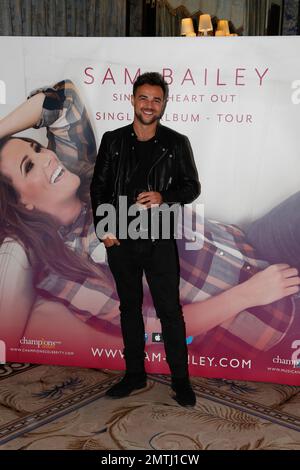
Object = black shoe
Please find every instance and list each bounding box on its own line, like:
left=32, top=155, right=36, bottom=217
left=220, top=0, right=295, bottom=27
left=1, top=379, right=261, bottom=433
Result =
left=171, top=377, right=196, bottom=407
left=105, top=372, right=147, bottom=398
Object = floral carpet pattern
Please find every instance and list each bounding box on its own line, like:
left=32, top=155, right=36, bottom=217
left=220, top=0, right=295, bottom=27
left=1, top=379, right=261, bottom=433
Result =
left=0, top=363, right=300, bottom=450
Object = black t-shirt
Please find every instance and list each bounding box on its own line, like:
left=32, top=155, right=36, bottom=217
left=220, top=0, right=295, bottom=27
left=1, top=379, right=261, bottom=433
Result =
left=122, top=134, right=178, bottom=240
left=125, top=137, right=156, bottom=238
left=126, top=137, right=156, bottom=203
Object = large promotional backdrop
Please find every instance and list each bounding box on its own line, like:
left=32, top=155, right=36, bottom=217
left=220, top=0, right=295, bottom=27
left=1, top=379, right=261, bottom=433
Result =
left=0, top=37, right=300, bottom=385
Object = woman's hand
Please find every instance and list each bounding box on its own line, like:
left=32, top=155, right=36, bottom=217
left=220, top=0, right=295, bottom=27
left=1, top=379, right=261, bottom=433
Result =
left=241, top=264, right=300, bottom=308
left=181, top=263, right=299, bottom=339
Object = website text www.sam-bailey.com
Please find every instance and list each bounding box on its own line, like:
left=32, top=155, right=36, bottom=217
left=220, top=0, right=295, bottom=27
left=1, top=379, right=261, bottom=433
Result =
left=91, top=348, right=252, bottom=369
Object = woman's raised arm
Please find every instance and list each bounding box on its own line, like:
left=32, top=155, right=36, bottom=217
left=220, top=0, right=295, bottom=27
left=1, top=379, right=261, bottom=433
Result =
left=0, top=80, right=97, bottom=165
left=0, top=93, right=45, bottom=138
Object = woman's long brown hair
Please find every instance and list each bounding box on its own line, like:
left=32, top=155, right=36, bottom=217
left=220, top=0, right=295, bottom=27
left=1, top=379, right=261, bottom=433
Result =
left=0, top=136, right=104, bottom=284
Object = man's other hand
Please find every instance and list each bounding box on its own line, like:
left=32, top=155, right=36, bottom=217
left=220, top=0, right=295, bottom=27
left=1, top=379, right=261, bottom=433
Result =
left=101, top=233, right=121, bottom=247
left=136, top=191, right=163, bottom=209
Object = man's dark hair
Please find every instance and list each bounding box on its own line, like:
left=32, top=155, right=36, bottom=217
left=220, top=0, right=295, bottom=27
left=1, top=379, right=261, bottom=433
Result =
left=133, top=72, right=169, bottom=100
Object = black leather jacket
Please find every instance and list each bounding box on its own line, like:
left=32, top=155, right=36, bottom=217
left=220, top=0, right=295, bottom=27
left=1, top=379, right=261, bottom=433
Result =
left=90, top=123, right=201, bottom=238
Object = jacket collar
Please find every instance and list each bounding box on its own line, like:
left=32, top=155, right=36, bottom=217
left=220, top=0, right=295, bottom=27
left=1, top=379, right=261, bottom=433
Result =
left=129, top=122, right=168, bottom=148
left=130, top=123, right=170, bottom=169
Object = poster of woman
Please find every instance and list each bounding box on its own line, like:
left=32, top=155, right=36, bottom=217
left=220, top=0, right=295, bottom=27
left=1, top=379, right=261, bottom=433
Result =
left=0, top=37, right=300, bottom=385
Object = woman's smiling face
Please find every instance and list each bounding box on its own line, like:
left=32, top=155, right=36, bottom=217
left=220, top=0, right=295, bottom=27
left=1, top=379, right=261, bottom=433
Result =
left=0, top=138, right=80, bottom=213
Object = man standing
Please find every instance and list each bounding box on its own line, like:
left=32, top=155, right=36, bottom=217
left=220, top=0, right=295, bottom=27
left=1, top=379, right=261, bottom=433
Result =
left=90, top=72, right=200, bottom=407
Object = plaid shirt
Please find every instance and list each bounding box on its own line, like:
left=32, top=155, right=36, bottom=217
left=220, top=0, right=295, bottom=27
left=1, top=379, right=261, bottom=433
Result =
left=29, top=79, right=96, bottom=166
left=32, top=80, right=295, bottom=357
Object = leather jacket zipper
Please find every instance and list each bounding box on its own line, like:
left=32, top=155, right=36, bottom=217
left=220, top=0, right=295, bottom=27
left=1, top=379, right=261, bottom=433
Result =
left=112, top=149, right=122, bottom=205
left=147, top=148, right=169, bottom=190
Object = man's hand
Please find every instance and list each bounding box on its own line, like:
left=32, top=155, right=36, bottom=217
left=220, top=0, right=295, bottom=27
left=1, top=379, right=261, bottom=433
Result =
left=136, top=191, right=163, bottom=209
left=101, top=233, right=121, bottom=248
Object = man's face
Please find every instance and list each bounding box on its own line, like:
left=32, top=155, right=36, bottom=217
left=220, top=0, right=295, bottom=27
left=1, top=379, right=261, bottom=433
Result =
left=131, top=84, right=165, bottom=126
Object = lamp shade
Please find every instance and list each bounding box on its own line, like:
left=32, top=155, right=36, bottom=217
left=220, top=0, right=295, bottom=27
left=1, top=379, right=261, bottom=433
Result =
left=186, top=32, right=196, bottom=37
left=217, top=20, right=230, bottom=35
left=198, top=14, right=213, bottom=32
left=181, top=18, right=194, bottom=36
left=215, top=30, right=226, bottom=36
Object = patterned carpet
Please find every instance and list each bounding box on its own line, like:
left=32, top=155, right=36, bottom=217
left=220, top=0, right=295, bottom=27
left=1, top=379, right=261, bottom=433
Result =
left=0, top=363, right=300, bottom=450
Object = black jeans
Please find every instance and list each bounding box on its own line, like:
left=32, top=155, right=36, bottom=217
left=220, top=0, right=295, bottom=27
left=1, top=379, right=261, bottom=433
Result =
left=106, top=238, right=188, bottom=378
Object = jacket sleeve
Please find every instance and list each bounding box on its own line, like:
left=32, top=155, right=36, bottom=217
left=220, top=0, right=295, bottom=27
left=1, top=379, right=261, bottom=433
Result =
left=160, top=135, right=201, bottom=204
left=90, top=132, right=114, bottom=240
